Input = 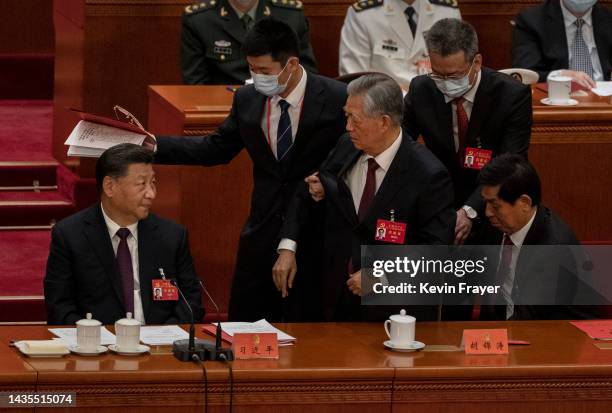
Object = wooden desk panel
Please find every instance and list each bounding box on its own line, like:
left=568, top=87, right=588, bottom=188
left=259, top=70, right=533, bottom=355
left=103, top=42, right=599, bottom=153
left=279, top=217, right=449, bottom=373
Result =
left=1, top=322, right=612, bottom=412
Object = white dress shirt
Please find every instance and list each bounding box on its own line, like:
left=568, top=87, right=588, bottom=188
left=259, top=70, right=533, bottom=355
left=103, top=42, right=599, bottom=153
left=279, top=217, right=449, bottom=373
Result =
left=100, top=205, right=145, bottom=324
left=548, top=2, right=604, bottom=81
left=261, top=65, right=307, bottom=159
left=344, top=130, right=403, bottom=212
left=500, top=208, right=537, bottom=320
left=442, top=69, right=482, bottom=152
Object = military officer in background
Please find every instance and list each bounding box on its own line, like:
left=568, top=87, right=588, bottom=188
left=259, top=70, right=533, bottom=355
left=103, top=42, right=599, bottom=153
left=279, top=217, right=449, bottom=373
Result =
left=339, top=0, right=461, bottom=88
left=181, top=0, right=318, bottom=84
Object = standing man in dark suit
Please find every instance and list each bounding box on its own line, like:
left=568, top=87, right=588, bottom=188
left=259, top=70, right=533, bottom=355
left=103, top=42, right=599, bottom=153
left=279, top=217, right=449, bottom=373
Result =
left=476, top=154, right=602, bottom=320
left=403, top=18, right=532, bottom=245
left=276, top=74, right=455, bottom=321
left=512, top=0, right=612, bottom=89
left=152, top=19, right=347, bottom=322
left=45, top=144, right=204, bottom=325
left=181, top=0, right=318, bottom=85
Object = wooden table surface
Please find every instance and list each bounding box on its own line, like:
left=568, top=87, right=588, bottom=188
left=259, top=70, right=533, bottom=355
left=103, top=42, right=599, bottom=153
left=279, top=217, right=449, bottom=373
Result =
left=1, top=321, right=612, bottom=412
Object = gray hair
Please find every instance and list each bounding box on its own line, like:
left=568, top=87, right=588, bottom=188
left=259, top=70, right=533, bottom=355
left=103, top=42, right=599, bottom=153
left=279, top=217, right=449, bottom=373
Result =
left=425, top=18, right=479, bottom=62
left=347, top=73, right=403, bottom=126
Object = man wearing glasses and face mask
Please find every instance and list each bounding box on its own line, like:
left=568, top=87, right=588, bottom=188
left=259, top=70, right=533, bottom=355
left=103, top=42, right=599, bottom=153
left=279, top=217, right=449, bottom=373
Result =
left=149, top=18, right=347, bottom=322
left=403, top=18, right=532, bottom=246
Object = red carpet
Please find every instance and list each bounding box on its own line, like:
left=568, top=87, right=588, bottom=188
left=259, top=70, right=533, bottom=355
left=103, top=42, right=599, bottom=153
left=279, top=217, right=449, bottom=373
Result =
left=0, top=230, right=49, bottom=296
left=0, top=100, right=53, bottom=161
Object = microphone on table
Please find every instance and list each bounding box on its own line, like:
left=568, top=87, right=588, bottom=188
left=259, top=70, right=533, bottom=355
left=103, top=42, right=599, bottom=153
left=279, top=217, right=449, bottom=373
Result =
left=170, top=277, right=216, bottom=362
left=198, top=280, right=234, bottom=361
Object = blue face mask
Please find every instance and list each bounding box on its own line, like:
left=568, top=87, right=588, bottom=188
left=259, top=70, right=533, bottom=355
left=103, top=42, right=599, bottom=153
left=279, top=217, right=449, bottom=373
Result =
left=563, top=0, right=597, bottom=15
left=250, top=61, right=293, bottom=97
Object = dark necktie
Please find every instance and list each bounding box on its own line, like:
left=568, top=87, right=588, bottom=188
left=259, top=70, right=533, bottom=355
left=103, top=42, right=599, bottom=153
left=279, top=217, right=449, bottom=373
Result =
left=116, top=228, right=134, bottom=314
left=277, top=99, right=292, bottom=161
left=357, top=158, right=379, bottom=222
left=454, top=97, right=468, bottom=159
left=404, top=6, right=417, bottom=37
left=241, top=13, right=253, bottom=31
left=570, top=18, right=594, bottom=78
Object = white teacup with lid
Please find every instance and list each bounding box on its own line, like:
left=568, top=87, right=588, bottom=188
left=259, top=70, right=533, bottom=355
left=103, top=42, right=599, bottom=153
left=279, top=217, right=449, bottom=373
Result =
left=547, top=74, right=572, bottom=104
left=384, top=309, right=416, bottom=347
left=76, top=313, right=101, bottom=352
left=114, top=312, right=141, bottom=351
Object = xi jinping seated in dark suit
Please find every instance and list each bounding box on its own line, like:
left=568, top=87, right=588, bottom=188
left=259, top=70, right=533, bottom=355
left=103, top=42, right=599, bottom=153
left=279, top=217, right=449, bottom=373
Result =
left=275, top=74, right=456, bottom=321
left=44, top=144, right=204, bottom=325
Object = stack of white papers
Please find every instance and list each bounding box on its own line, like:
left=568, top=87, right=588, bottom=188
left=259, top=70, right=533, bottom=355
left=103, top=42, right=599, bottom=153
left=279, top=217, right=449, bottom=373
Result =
left=139, top=325, right=189, bottom=345
left=49, top=327, right=116, bottom=346
left=65, top=120, right=148, bottom=158
left=215, top=319, right=296, bottom=346
left=592, top=81, right=612, bottom=97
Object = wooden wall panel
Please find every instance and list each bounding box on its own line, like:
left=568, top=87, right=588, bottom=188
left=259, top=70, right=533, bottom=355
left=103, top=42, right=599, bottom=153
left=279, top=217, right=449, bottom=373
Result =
left=0, top=0, right=54, bottom=54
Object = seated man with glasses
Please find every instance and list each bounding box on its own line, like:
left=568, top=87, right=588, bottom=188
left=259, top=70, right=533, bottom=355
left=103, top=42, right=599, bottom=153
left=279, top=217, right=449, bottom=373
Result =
left=403, top=18, right=532, bottom=246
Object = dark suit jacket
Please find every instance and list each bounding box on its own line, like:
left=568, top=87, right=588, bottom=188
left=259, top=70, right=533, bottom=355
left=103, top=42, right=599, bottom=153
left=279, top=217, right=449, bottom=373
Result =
left=403, top=67, right=532, bottom=212
left=282, top=131, right=456, bottom=321
left=155, top=73, right=347, bottom=321
left=181, top=0, right=318, bottom=85
left=44, top=204, right=204, bottom=325
left=478, top=206, right=602, bottom=320
left=512, top=0, right=612, bottom=82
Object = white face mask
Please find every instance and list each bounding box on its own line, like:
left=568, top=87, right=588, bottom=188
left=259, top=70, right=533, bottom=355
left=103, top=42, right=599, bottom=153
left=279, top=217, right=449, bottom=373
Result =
left=250, top=61, right=293, bottom=97
left=432, top=61, right=475, bottom=99
left=563, top=0, right=597, bottom=15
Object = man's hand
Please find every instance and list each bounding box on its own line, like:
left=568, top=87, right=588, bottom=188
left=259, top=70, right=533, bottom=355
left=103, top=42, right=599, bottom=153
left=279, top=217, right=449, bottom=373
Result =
left=305, top=173, right=325, bottom=202
left=143, top=134, right=157, bottom=151
left=272, top=250, right=297, bottom=298
left=347, top=270, right=362, bottom=296
left=560, top=70, right=596, bottom=89
left=454, top=208, right=472, bottom=245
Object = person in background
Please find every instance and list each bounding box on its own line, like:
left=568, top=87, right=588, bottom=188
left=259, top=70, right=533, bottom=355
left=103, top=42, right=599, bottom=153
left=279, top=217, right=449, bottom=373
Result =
left=339, top=0, right=461, bottom=88
left=403, top=18, right=532, bottom=245
left=181, top=0, right=317, bottom=84
left=512, top=0, right=612, bottom=89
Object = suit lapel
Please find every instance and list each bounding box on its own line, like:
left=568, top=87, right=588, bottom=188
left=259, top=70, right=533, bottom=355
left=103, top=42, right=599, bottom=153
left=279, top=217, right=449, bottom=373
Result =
left=406, top=0, right=434, bottom=61
left=137, top=216, right=159, bottom=320
left=547, top=1, right=569, bottom=66
left=466, top=70, right=492, bottom=147
left=385, top=0, right=415, bottom=54
left=291, top=73, right=325, bottom=161
left=592, top=5, right=611, bottom=76
left=433, top=89, right=455, bottom=155
left=245, top=89, right=281, bottom=173
left=219, top=0, right=247, bottom=44
left=82, top=204, right=124, bottom=308
left=332, top=148, right=362, bottom=226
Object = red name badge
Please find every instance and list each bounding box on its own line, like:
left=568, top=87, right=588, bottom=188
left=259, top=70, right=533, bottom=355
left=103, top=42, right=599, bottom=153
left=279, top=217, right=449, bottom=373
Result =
left=463, top=147, right=493, bottom=170
left=152, top=279, right=179, bottom=301
left=463, top=329, right=509, bottom=355
left=233, top=333, right=279, bottom=359
left=375, top=219, right=407, bottom=244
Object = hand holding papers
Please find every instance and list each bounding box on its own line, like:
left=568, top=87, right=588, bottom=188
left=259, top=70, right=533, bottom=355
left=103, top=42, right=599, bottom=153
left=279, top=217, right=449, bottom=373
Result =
left=64, top=106, right=156, bottom=157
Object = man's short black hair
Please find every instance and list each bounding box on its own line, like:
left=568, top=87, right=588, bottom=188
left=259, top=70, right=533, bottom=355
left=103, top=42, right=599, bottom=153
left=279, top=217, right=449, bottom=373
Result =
left=478, top=154, right=541, bottom=206
left=95, top=143, right=154, bottom=192
left=242, top=18, right=300, bottom=65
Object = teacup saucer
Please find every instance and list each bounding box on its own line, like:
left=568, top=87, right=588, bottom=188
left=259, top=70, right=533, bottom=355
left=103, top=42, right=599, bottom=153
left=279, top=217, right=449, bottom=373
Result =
left=540, top=97, right=578, bottom=106
left=68, top=344, right=108, bottom=356
left=108, top=344, right=150, bottom=356
left=383, top=340, right=425, bottom=352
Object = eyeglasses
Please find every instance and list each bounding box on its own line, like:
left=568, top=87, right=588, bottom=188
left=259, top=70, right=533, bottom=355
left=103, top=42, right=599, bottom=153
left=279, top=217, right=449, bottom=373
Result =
left=113, top=105, right=144, bottom=130
left=428, top=59, right=475, bottom=81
